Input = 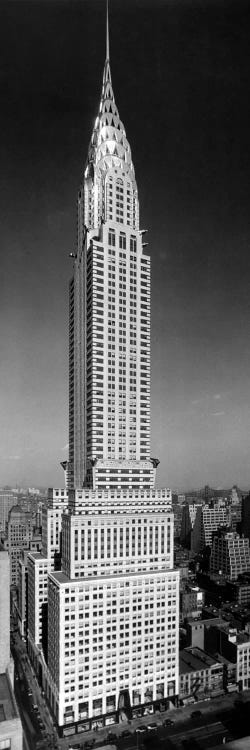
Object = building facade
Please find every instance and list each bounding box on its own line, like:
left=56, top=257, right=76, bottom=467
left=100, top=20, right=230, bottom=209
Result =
left=27, top=488, right=68, bottom=668
left=210, top=530, right=250, bottom=581
left=179, top=647, right=224, bottom=702
left=41, top=9, right=179, bottom=736
left=191, top=503, right=230, bottom=553
left=6, top=506, right=33, bottom=586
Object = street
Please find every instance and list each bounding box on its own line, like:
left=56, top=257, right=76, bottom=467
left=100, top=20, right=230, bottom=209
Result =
left=11, top=630, right=57, bottom=749
left=10, top=631, right=250, bottom=750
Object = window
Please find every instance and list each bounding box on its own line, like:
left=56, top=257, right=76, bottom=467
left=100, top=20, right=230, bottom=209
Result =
left=119, top=233, right=126, bottom=250
left=108, top=230, right=115, bottom=247
left=0, top=741, right=11, bottom=750
left=130, top=235, right=137, bottom=252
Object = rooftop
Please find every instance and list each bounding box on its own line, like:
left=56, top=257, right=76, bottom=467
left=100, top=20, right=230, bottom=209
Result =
left=0, top=673, right=18, bottom=722
left=28, top=552, right=47, bottom=561
left=179, top=647, right=221, bottom=674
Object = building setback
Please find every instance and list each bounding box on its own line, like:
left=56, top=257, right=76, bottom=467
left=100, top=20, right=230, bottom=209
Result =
left=28, top=8, right=180, bottom=735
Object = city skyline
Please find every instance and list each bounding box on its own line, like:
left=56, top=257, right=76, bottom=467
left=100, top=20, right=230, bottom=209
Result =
left=1, top=0, right=250, bottom=489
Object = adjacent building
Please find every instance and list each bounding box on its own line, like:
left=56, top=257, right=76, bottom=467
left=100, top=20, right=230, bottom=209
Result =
left=0, top=549, right=23, bottom=750
left=211, top=625, right=250, bottom=692
left=180, top=584, right=204, bottom=622
left=179, top=647, right=224, bottom=702
left=210, top=530, right=250, bottom=581
left=6, top=506, right=34, bottom=586
left=27, top=488, right=68, bottom=668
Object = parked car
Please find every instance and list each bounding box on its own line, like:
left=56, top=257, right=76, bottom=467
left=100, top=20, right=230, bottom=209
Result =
left=163, top=719, right=174, bottom=727
left=135, top=726, right=147, bottom=733
left=121, top=730, right=131, bottom=738
left=147, top=723, right=158, bottom=731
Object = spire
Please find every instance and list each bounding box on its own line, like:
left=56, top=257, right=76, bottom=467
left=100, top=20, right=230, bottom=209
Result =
left=85, top=0, right=135, bottom=183
left=106, top=0, right=110, bottom=62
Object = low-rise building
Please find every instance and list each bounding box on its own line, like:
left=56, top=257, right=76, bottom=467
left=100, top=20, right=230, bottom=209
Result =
left=206, top=623, right=250, bottom=691
left=179, top=647, right=224, bottom=702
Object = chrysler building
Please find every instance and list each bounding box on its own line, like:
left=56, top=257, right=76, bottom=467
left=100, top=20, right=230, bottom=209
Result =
left=69, top=9, right=152, bottom=492
left=28, top=6, right=179, bottom=735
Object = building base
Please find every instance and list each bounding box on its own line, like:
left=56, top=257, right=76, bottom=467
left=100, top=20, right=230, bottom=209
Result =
left=56, top=697, right=178, bottom=738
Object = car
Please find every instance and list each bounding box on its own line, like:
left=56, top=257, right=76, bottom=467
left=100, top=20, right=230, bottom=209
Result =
left=121, top=730, right=131, bottom=738
left=135, top=725, right=147, bottom=733
left=163, top=719, right=174, bottom=727
left=191, top=710, right=202, bottom=719
left=107, top=733, right=117, bottom=742
left=147, top=723, right=158, bottom=731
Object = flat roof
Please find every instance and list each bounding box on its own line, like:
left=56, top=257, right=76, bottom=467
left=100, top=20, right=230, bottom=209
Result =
left=0, top=673, right=18, bottom=722
left=179, top=647, right=221, bottom=674
left=186, top=616, right=226, bottom=627
left=28, top=552, right=47, bottom=561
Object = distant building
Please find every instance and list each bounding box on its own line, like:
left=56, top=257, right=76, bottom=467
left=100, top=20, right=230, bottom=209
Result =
left=6, top=506, right=33, bottom=586
left=231, top=486, right=240, bottom=505
left=173, top=504, right=183, bottom=539
left=229, top=502, right=242, bottom=533
left=180, top=503, right=203, bottom=549
left=241, top=493, right=250, bottom=541
left=228, top=575, right=250, bottom=606
left=179, top=647, right=224, bottom=702
left=210, top=530, right=250, bottom=580
left=5, top=506, right=42, bottom=587
left=0, top=491, right=17, bottom=534
left=192, top=503, right=230, bottom=553
left=177, top=494, right=186, bottom=505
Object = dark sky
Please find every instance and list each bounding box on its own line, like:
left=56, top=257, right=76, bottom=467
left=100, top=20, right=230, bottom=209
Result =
left=1, top=0, right=250, bottom=490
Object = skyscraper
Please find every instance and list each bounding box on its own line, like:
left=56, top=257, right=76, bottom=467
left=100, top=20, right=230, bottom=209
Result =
left=36, top=7, right=179, bottom=735
left=69, top=10, right=153, bottom=493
